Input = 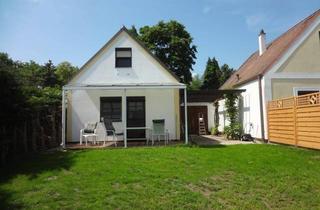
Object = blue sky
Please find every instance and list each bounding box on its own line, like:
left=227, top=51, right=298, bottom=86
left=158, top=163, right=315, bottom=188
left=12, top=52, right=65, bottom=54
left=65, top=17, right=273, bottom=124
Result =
left=0, top=0, right=319, bottom=75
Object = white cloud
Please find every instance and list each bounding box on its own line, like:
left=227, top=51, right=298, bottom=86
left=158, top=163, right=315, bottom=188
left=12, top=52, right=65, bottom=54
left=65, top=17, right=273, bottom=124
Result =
left=192, top=72, right=199, bottom=77
left=202, top=6, right=212, bottom=15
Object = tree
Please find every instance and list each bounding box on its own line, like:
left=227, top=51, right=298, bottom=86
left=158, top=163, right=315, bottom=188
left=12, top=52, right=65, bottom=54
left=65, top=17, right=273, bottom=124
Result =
left=0, top=52, right=79, bottom=161
left=42, top=60, right=57, bottom=87
left=219, top=64, right=234, bottom=86
left=128, top=25, right=139, bottom=37
left=201, top=57, right=221, bottom=89
left=0, top=53, right=26, bottom=123
left=188, top=74, right=202, bottom=90
left=129, top=21, right=197, bottom=84
left=19, top=61, right=44, bottom=88
left=201, top=58, right=234, bottom=90
left=200, top=57, right=235, bottom=135
left=55, top=61, right=78, bottom=85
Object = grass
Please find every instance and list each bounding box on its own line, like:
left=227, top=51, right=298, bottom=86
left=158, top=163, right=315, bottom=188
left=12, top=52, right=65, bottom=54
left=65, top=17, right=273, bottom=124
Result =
left=1, top=144, right=320, bottom=209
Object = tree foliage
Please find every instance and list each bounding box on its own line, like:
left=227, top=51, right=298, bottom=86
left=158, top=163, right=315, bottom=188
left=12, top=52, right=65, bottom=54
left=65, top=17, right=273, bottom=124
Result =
left=0, top=53, right=26, bottom=122
left=224, top=93, right=243, bottom=139
left=225, top=93, right=239, bottom=124
left=55, top=61, right=79, bottom=85
left=42, top=60, right=57, bottom=87
left=129, top=21, right=197, bottom=84
left=219, top=64, right=234, bottom=86
left=201, top=57, right=221, bottom=89
left=188, top=74, right=202, bottom=90
left=200, top=57, right=235, bottom=135
left=201, top=57, right=234, bottom=90
left=0, top=52, right=78, bottom=123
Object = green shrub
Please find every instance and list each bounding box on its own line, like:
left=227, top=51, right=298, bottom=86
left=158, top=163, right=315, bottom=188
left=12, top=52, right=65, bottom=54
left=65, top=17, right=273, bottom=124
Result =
left=210, top=126, right=219, bottom=135
left=224, top=123, right=243, bottom=140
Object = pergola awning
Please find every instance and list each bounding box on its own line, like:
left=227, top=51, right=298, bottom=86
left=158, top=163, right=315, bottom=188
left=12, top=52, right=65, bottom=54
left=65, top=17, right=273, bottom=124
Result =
left=63, top=82, right=186, bottom=90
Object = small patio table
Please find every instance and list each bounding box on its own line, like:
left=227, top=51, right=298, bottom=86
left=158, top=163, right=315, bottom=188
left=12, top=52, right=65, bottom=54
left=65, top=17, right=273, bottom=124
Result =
left=82, top=133, right=98, bottom=146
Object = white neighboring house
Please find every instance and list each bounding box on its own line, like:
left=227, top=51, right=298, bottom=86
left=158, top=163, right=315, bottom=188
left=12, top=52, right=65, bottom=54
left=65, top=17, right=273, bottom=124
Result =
left=61, top=27, right=188, bottom=147
left=218, top=9, right=320, bottom=140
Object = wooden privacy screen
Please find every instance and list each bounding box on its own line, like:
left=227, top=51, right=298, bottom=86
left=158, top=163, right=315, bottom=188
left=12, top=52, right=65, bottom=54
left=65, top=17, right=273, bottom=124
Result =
left=268, top=92, right=320, bottom=150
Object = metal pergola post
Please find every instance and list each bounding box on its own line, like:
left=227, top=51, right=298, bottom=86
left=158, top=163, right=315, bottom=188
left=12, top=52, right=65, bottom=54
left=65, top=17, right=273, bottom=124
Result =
left=184, top=88, right=188, bottom=144
left=122, top=89, right=127, bottom=148
left=61, top=88, right=66, bottom=149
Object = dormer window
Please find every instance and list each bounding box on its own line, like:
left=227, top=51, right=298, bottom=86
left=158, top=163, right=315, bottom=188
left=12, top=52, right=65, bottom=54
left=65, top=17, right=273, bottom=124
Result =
left=115, top=48, right=132, bottom=68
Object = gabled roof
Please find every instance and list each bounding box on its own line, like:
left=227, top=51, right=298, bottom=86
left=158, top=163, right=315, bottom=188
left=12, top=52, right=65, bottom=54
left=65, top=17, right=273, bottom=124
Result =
left=68, top=26, right=180, bottom=85
left=221, top=9, right=320, bottom=89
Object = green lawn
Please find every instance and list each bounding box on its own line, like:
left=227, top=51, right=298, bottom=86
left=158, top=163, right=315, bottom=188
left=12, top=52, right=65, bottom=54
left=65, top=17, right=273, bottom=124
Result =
left=1, top=144, right=320, bottom=209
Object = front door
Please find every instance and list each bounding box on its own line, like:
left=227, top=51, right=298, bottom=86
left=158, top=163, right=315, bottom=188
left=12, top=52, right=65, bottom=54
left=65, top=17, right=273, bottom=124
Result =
left=181, top=106, right=208, bottom=135
left=127, top=97, right=146, bottom=139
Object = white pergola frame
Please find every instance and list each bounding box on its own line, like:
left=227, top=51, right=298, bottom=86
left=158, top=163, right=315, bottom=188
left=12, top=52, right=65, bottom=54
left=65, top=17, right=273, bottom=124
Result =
left=61, top=84, right=188, bottom=148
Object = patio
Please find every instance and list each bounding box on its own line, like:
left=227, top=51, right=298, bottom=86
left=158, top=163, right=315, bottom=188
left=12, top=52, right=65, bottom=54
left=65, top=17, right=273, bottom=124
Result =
left=61, top=84, right=189, bottom=148
left=66, top=140, right=184, bottom=149
left=190, top=135, right=257, bottom=146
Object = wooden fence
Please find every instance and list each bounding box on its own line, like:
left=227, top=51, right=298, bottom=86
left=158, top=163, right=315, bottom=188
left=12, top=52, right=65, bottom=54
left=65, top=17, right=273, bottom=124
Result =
left=267, top=92, right=320, bottom=150
left=0, top=106, right=62, bottom=166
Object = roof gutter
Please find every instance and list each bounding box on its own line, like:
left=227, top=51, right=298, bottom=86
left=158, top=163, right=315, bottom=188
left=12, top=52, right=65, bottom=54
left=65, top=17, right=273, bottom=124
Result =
left=258, top=74, right=266, bottom=141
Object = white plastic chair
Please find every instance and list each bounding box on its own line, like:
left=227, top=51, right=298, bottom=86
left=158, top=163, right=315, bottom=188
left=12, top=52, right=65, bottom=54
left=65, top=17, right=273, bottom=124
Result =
left=150, top=119, right=169, bottom=145
left=80, top=122, right=97, bottom=145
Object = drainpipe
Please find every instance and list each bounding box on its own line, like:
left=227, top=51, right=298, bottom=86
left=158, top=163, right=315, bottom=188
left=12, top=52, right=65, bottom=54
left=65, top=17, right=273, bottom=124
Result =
left=258, top=74, right=266, bottom=141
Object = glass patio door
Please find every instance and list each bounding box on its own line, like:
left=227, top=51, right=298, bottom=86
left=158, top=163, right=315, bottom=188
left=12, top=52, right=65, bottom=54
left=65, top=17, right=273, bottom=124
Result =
left=127, top=97, right=146, bottom=139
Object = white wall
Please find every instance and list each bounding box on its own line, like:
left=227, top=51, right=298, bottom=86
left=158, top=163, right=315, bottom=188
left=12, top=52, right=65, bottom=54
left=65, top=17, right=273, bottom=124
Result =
left=186, top=102, right=215, bottom=130
left=239, top=80, right=262, bottom=138
left=68, top=88, right=177, bottom=142
left=217, top=99, right=228, bottom=132
left=70, top=31, right=179, bottom=86
left=217, top=79, right=263, bottom=138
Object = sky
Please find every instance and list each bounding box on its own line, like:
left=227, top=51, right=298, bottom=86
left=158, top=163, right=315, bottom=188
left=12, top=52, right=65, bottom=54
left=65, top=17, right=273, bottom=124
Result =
left=0, top=0, right=319, bottom=75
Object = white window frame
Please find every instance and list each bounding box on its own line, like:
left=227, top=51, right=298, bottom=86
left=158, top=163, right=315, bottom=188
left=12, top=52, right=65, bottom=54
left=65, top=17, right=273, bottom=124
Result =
left=293, top=87, right=320, bottom=96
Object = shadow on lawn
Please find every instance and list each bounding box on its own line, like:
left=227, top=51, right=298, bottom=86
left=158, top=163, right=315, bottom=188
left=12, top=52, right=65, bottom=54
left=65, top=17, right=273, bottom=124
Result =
left=0, top=150, right=78, bottom=209
left=190, top=135, right=227, bottom=148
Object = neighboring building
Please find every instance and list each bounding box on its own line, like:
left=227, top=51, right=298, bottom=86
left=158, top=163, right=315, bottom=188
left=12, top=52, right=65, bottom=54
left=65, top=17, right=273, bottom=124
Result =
left=181, top=90, right=244, bottom=135
left=61, top=27, right=188, bottom=147
left=219, top=9, right=320, bottom=139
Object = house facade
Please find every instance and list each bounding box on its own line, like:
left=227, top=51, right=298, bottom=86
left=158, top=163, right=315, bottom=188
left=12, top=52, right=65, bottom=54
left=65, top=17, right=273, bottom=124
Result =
left=218, top=9, right=320, bottom=139
left=61, top=27, right=188, bottom=147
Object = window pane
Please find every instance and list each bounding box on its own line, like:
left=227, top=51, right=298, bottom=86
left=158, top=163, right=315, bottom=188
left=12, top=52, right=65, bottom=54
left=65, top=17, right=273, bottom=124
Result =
left=100, top=97, right=122, bottom=121
left=116, top=57, right=131, bottom=67
left=116, top=50, right=131, bottom=57
left=297, top=90, right=319, bottom=96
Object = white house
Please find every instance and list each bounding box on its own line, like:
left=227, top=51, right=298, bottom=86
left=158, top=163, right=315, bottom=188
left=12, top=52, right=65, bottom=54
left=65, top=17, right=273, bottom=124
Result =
left=61, top=27, right=188, bottom=147
left=219, top=9, right=320, bottom=140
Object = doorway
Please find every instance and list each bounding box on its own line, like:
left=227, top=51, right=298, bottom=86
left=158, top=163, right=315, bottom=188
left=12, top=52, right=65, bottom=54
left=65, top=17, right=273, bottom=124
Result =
left=127, top=97, right=146, bottom=139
